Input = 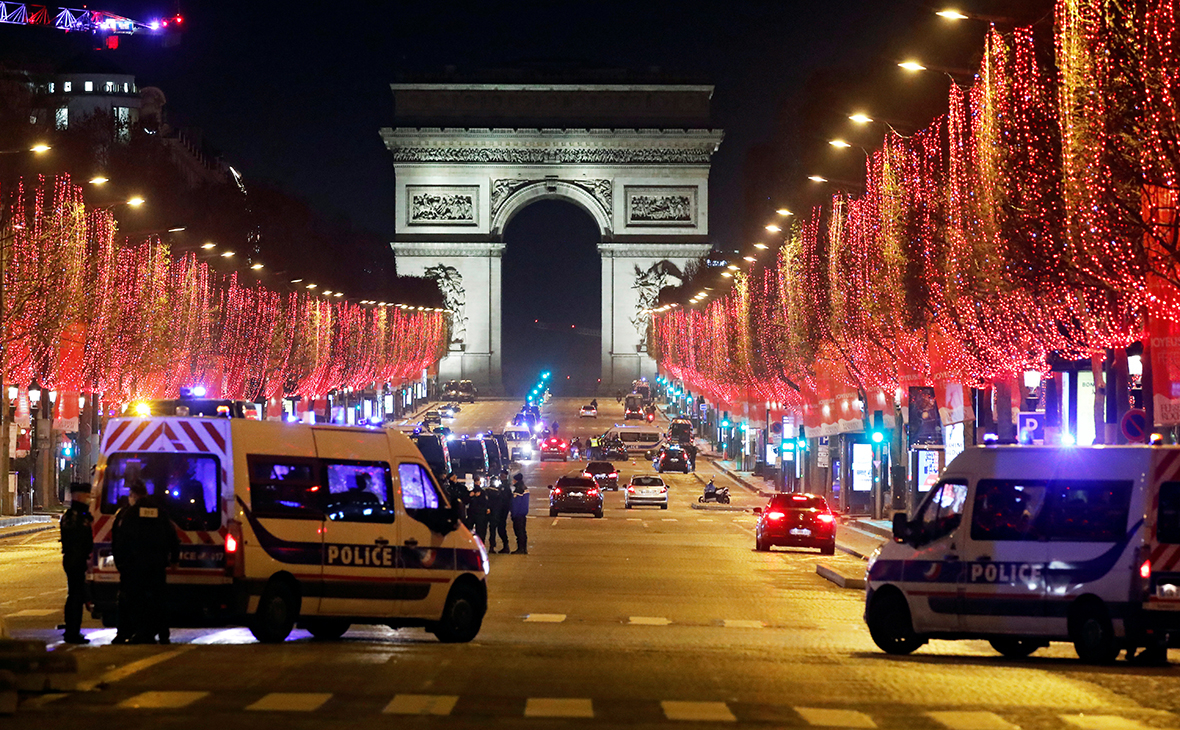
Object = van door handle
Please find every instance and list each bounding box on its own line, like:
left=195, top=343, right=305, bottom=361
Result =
left=374, top=538, right=389, bottom=546
left=403, top=538, right=418, bottom=547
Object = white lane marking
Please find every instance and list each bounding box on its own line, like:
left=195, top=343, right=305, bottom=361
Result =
left=626, top=517, right=642, bottom=521
left=722, top=620, right=765, bottom=629
left=662, top=518, right=678, bottom=522
left=525, top=698, right=594, bottom=718
left=928, top=711, right=1020, bottom=730
left=4, top=609, right=58, bottom=617
left=246, top=692, right=332, bottom=712
left=77, top=645, right=196, bottom=691
left=629, top=616, right=671, bottom=626
left=118, top=691, right=209, bottom=709
left=523, top=613, right=566, bottom=623
left=1060, top=717, right=1157, bottom=730
left=383, top=694, right=458, bottom=715
left=661, top=701, right=736, bottom=722
left=551, top=518, right=560, bottom=526
left=797, top=707, right=876, bottom=727
left=697, top=518, right=715, bottom=522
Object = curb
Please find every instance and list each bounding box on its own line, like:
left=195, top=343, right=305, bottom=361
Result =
left=0, top=524, right=57, bottom=541
left=850, top=519, right=894, bottom=540
left=689, top=502, right=750, bottom=513
left=816, top=563, right=866, bottom=590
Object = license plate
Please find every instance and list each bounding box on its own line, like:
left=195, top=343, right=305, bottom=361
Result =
left=571, top=492, right=583, bottom=497
left=789, top=528, right=811, bottom=536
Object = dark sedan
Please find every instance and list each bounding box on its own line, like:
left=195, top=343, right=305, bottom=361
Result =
left=754, top=493, right=836, bottom=554
left=655, top=446, right=690, bottom=474
left=582, top=461, right=619, bottom=490
left=549, top=476, right=603, bottom=518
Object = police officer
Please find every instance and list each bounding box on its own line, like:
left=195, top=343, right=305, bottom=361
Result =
left=112, top=480, right=180, bottom=644
left=488, top=470, right=512, bottom=554
left=468, top=481, right=490, bottom=544
left=60, top=482, right=94, bottom=644
left=510, top=474, right=529, bottom=554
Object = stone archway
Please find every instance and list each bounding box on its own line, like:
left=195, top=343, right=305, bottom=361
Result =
left=382, top=83, right=723, bottom=394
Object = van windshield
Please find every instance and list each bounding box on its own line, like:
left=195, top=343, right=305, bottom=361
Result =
left=102, top=452, right=221, bottom=531
left=619, top=432, right=657, bottom=443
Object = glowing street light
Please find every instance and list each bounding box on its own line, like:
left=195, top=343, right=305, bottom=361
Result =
left=126, top=196, right=145, bottom=207
left=828, top=139, right=852, bottom=148
left=89, top=176, right=109, bottom=185
left=250, top=263, right=263, bottom=270
left=776, top=208, right=793, bottom=217
left=765, top=224, right=781, bottom=233
left=898, top=60, right=927, bottom=72
left=936, top=9, right=969, bottom=19
left=306, top=283, right=317, bottom=290
left=201, top=243, right=216, bottom=249
left=220, top=250, right=235, bottom=258
left=753, top=243, right=769, bottom=250
left=743, top=256, right=757, bottom=263
left=848, top=113, right=874, bottom=124
left=29, top=144, right=50, bottom=153
left=720, top=272, right=733, bottom=278
left=808, top=175, right=828, bottom=183
left=726, top=264, right=740, bottom=271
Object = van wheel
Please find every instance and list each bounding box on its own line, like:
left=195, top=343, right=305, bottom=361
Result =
left=594, top=510, right=603, bottom=519
left=989, top=637, right=1040, bottom=658
left=868, top=590, right=925, bottom=655
left=1071, top=602, right=1119, bottom=664
left=251, top=583, right=299, bottom=643
left=432, top=585, right=483, bottom=643
left=550, top=508, right=558, bottom=517
left=755, top=537, right=769, bottom=552
left=304, top=618, right=350, bottom=641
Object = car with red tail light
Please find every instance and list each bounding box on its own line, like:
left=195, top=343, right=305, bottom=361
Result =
left=549, top=476, right=603, bottom=518
left=582, top=461, right=619, bottom=490
left=625, top=475, right=668, bottom=509
left=754, top=493, right=836, bottom=555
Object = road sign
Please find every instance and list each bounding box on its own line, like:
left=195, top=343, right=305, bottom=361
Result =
left=1122, top=408, right=1148, bottom=443
left=1017, top=412, right=1045, bottom=442
left=699, top=402, right=707, bottom=413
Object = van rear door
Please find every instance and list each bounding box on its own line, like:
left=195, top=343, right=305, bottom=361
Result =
left=314, top=428, right=399, bottom=619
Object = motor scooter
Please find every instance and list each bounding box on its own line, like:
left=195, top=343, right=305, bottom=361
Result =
left=698, top=485, right=730, bottom=504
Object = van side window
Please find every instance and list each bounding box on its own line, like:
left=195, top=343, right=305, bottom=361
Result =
left=1043, top=479, right=1131, bottom=542
left=972, top=480, right=1049, bottom=541
left=911, top=479, right=968, bottom=544
left=399, top=463, right=441, bottom=510
left=1159, top=482, right=1180, bottom=543
left=247, top=457, right=322, bottom=520
left=323, top=461, right=395, bottom=524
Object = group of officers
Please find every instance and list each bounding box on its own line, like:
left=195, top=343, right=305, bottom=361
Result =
left=443, top=470, right=530, bottom=554
left=59, top=479, right=179, bottom=645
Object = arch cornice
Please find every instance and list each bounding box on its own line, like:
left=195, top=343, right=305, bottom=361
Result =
left=490, top=180, right=612, bottom=238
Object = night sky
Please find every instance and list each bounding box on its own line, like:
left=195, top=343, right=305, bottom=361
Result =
left=0, top=0, right=1053, bottom=394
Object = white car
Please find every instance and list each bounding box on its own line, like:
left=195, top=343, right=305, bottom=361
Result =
left=579, top=404, right=598, bottom=418
left=625, top=475, right=668, bottom=509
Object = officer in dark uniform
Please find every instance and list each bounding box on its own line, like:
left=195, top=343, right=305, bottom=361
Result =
left=60, top=482, right=94, bottom=644
left=112, top=480, right=180, bottom=644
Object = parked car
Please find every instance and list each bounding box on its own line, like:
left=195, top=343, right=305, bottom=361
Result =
left=655, top=445, right=690, bottom=474
left=439, top=404, right=459, bottom=418
left=539, top=436, right=568, bottom=462
left=579, top=404, right=598, bottom=418
left=582, top=461, right=619, bottom=491
left=549, top=476, right=603, bottom=518
left=754, top=493, right=836, bottom=555
left=625, top=475, right=668, bottom=509
left=422, top=410, right=442, bottom=427
left=443, top=380, right=478, bottom=403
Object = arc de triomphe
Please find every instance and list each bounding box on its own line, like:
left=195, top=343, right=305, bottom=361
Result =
left=381, top=84, right=723, bottom=394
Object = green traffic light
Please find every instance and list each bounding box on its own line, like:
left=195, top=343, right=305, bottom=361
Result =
left=871, top=431, right=885, bottom=444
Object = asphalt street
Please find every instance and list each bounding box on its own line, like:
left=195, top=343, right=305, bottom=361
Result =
left=5, top=397, right=1180, bottom=728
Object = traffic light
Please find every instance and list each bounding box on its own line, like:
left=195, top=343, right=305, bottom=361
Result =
left=797, top=426, right=808, bottom=450
left=721, top=418, right=731, bottom=428
left=869, top=410, right=885, bottom=444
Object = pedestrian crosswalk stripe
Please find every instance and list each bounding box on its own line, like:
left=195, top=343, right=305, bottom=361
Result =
left=662, top=701, right=736, bottom=722
left=1061, top=716, right=1156, bottom=730
left=246, top=693, right=332, bottom=712
left=796, top=707, right=876, bottom=728
left=118, top=691, right=210, bottom=709
left=629, top=616, right=671, bottom=626
left=383, top=694, right=458, bottom=715
left=524, top=613, right=566, bottom=623
left=722, top=619, right=765, bottom=629
left=525, top=698, right=594, bottom=718
left=928, top=710, right=1019, bottom=730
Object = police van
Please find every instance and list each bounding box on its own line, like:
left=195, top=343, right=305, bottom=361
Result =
left=605, top=425, right=663, bottom=456
left=87, top=415, right=488, bottom=643
left=503, top=424, right=534, bottom=462
left=866, top=445, right=1180, bottom=663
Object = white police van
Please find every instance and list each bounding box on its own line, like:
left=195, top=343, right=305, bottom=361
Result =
left=88, top=415, right=488, bottom=643
left=867, top=445, right=1180, bottom=663
left=605, top=425, right=663, bottom=456
left=503, top=424, right=535, bottom=462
